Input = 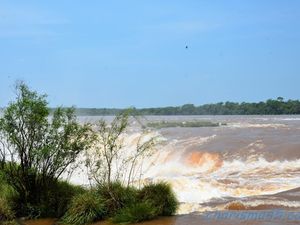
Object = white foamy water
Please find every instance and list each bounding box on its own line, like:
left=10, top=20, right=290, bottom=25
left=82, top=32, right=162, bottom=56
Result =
left=227, top=123, right=288, bottom=129
left=69, top=115, right=300, bottom=214
left=141, top=141, right=300, bottom=214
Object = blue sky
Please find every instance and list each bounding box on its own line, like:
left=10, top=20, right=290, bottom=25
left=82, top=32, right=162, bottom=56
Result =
left=0, top=0, right=299, bottom=108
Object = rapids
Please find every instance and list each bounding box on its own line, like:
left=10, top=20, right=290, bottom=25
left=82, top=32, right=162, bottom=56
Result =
left=68, top=115, right=300, bottom=214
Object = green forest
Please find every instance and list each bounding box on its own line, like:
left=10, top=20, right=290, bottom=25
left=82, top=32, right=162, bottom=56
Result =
left=72, top=97, right=300, bottom=116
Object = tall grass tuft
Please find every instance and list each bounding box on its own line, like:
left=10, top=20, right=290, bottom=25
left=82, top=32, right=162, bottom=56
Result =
left=61, top=191, right=105, bottom=225
left=139, top=182, right=179, bottom=216
left=0, top=197, right=15, bottom=222
left=97, top=182, right=138, bottom=216
left=111, top=202, right=156, bottom=224
left=0, top=172, right=16, bottom=222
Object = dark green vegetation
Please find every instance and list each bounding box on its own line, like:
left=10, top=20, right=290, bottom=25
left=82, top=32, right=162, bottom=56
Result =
left=138, top=182, right=179, bottom=217
left=147, top=120, right=223, bottom=129
left=111, top=202, right=156, bottom=224
left=0, top=82, right=92, bottom=219
left=0, top=82, right=178, bottom=225
left=61, top=191, right=105, bottom=225
left=61, top=182, right=178, bottom=225
left=0, top=197, right=15, bottom=222
left=0, top=175, right=178, bottom=225
left=0, top=171, right=17, bottom=224
left=63, top=98, right=300, bottom=116
left=0, top=167, right=85, bottom=221
left=97, top=183, right=138, bottom=217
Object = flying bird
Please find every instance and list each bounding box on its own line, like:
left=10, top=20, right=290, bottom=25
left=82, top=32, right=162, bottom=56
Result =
left=185, top=45, right=188, bottom=49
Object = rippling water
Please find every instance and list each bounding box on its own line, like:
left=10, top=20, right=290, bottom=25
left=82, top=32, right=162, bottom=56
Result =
left=24, top=212, right=300, bottom=225
left=69, top=115, right=300, bottom=215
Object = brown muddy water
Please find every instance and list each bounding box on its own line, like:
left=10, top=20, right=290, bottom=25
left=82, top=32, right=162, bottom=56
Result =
left=23, top=211, right=300, bottom=225
left=70, top=115, right=300, bottom=215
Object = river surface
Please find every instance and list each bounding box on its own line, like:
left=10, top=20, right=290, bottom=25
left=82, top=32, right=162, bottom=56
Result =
left=24, top=211, right=300, bottom=225
left=69, top=115, right=300, bottom=215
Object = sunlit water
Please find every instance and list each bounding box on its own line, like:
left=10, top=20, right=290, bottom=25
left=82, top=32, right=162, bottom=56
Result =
left=67, top=115, right=300, bottom=215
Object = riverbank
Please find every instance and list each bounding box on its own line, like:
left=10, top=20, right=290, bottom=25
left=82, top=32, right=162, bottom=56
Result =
left=23, top=211, right=300, bottom=225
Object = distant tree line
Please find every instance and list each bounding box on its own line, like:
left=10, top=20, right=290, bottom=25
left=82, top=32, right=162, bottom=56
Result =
left=60, top=97, right=300, bottom=116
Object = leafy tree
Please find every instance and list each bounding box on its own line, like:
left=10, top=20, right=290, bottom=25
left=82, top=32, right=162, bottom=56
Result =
left=85, top=110, right=157, bottom=187
left=277, top=97, right=284, bottom=102
left=0, top=82, right=92, bottom=215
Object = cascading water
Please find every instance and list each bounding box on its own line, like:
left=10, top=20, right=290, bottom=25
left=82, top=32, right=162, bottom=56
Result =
left=69, top=115, right=300, bottom=215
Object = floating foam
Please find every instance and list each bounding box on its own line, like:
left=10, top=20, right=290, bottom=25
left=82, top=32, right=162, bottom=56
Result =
left=67, top=128, right=300, bottom=214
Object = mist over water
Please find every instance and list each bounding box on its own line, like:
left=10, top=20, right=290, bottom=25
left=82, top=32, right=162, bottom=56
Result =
left=73, top=115, right=300, bottom=214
